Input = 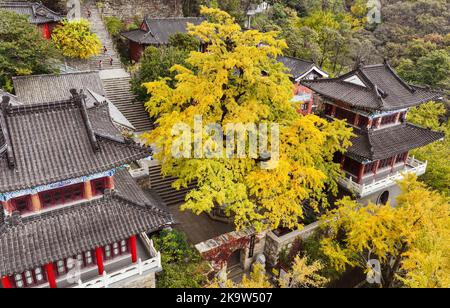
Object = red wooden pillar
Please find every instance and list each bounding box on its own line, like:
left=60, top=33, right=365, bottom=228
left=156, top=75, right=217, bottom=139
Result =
left=331, top=105, right=337, bottom=117
left=340, top=156, right=346, bottom=169
left=1, top=276, right=12, bottom=289
left=95, top=248, right=104, bottom=275
left=105, top=176, right=115, bottom=190
left=43, top=23, right=50, bottom=39
left=129, top=235, right=137, bottom=263
left=45, top=263, right=57, bottom=289
left=373, top=160, right=381, bottom=175
left=391, top=155, right=398, bottom=172
left=358, top=164, right=365, bottom=184
left=353, top=114, right=360, bottom=127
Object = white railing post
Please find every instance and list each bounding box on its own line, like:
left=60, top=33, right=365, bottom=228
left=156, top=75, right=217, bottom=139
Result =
left=103, top=271, right=109, bottom=288
left=138, top=258, right=143, bottom=276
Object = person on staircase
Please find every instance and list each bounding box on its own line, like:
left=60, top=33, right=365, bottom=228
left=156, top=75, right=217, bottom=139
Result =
left=98, top=60, right=103, bottom=69
left=87, top=10, right=91, bottom=18
left=109, top=56, right=114, bottom=66
left=103, top=46, right=108, bottom=55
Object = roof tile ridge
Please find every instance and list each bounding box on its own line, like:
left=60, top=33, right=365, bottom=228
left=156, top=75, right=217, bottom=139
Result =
left=0, top=96, right=15, bottom=169
left=70, top=89, right=100, bottom=153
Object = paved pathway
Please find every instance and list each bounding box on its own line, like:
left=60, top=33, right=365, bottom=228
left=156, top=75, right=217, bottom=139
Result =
left=67, top=1, right=122, bottom=71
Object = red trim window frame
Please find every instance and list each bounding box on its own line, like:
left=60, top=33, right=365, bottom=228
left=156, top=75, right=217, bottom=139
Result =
left=39, top=183, right=84, bottom=209
left=92, top=177, right=107, bottom=196
left=11, top=196, right=32, bottom=214
left=103, top=240, right=129, bottom=261
left=395, top=152, right=408, bottom=164
left=381, top=114, right=398, bottom=126
left=11, top=267, right=47, bottom=288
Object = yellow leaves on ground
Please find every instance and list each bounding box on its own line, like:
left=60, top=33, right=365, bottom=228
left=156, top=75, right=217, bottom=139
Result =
left=52, top=19, right=101, bottom=59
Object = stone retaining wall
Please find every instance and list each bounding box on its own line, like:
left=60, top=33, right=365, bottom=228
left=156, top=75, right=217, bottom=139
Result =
left=264, top=221, right=321, bottom=267
left=96, top=0, right=183, bottom=21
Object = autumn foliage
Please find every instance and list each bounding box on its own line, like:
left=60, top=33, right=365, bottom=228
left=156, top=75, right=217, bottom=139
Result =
left=52, top=19, right=101, bottom=59
left=142, top=7, right=353, bottom=231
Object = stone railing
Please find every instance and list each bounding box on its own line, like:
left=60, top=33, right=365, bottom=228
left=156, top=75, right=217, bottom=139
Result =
left=339, top=157, right=427, bottom=198
left=72, top=253, right=161, bottom=288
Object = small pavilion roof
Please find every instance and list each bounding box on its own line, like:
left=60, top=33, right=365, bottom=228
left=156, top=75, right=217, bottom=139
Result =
left=302, top=62, right=443, bottom=112
left=0, top=1, right=63, bottom=24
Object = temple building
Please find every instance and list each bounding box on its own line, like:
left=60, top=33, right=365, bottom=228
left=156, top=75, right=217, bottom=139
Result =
left=121, top=17, right=204, bottom=62
left=0, top=91, right=173, bottom=288
left=278, top=56, right=329, bottom=115
left=0, top=1, right=63, bottom=39
left=302, top=61, right=445, bottom=205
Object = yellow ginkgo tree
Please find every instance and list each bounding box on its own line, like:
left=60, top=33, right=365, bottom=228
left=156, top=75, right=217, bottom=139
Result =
left=142, top=7, right=353, bottom=232
left=52, top=19, right=101, bottom=59
left=320, top=174, right=450, bottom=288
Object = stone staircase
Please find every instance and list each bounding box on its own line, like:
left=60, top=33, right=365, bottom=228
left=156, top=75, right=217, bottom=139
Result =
left=101, top=73, right=154, bottom=132
left=68, top=1, right=122, bottom=71
left=149, top=165, right=197, bottom=207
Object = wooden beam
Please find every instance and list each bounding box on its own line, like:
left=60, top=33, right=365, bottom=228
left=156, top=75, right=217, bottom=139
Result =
left=84, top=181, right=93, bottom=200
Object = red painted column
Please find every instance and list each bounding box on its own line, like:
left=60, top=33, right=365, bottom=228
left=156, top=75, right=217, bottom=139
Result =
left=45, top=263, right=57, bottom=289
left=95, top=248, right=104, bottom=275
left=1, top=276, right=12, bottom=289
left=358, top=164, right=366, bottom=184
left=105, top=176, right=115, bottom=190
left=373, top=160, right=381, bottom=175
left=129, top=235, right=137, bottom=263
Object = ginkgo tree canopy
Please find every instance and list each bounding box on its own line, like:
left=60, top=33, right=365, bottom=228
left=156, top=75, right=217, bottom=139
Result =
left=320, top=175, right=450, bottom=288
left=142, top=7, right=353, bottom=232
left=52, top=19, right=101, bottom=59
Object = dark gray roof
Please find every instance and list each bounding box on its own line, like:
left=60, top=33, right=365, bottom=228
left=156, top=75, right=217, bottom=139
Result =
left=0, top=1, right=63, bottom=24
left=0, top=96, right=151, bottom=194
left=278, top=56, right=327, bottom=80
left=122, top=17, right=204, bottom=45
left=13, top=72, right=105, bottom=104
left=0, top=90, right=19, bottom=106
left=0, top=170, right=174, bottom=276
left=12, top=72, right=135, bottom=130
left=302, top=62, right=443, bottom=112
left=347, top=123, right=444, bottom=162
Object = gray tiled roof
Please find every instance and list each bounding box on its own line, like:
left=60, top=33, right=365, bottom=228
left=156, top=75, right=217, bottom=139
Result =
left=13, top=72, right=106, bottom=104
left=12, top=72, right=135, bottom=130
left=347, top=123, right=445, bottom=162
left=278, top=56, right=319, bottom=79
left=0, top=90, right=19, bottom=106
left=0, top=1, right=63, bottom=24
left=122, top=17, right=204, bottom=45
left=302, top=63, right=443, bottom=111
left=0, top=97, right=151, bottom=194
left=0, top=171, right=174, bottom=276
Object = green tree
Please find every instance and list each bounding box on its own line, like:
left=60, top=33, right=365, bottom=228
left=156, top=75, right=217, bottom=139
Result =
left=0, top=10, right=60, bottom=91
left=152, top=230, right=209, bottom=288
left=320, top=175, right=450, bottom=288
left=104, top=16, right=126, bottom=37
left=408, top=101, right=450, bottom=197
left=131, top=46, right=190, bottom=103
left=142, top=7, right=353, bottom=231
left=52, top=19, right=101, bottom=59
left=169, top=33, right=201, bottom=52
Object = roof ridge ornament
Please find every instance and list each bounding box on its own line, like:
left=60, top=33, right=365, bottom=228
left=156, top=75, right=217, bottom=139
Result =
left=0, top=96, right=16, bottom=169
left=70, top=89, right=100, bottom=153
left=384, top=59, right=416, bottom=93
